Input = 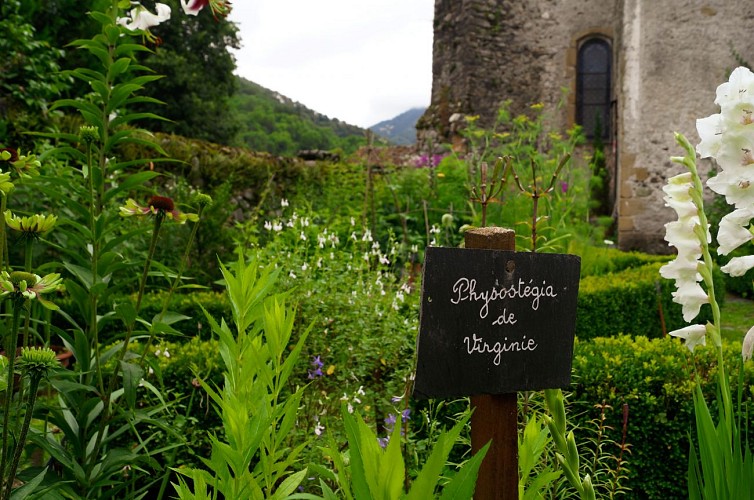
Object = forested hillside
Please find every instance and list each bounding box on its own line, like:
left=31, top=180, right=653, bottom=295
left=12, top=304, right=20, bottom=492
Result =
left=231, top=78, right=367, bottom=156
left=1, top=0, right=367, bottom=156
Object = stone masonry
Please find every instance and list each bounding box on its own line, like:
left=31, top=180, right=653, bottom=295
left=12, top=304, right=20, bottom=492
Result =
left=418, top=0, right=754, bottom=252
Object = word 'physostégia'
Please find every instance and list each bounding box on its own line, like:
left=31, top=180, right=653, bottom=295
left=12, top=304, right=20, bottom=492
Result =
left=450, top=277, right=557, bottom=318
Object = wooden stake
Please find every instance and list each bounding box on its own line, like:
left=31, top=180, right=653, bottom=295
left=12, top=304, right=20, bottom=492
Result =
left=465, top=227, right=518, bottom=500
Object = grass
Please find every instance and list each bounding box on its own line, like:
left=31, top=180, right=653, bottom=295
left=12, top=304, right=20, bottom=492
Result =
left=720, top=294, right=754, bottom=342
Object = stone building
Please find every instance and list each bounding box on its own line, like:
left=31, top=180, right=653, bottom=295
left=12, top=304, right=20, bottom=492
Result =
left=418, top=0, right=754, bottom=252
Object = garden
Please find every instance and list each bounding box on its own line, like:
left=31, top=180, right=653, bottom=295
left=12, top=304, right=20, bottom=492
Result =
left=2, top=1, right=754, bottom=499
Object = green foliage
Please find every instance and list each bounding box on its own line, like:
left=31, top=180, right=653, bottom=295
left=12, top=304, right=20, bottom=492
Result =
left=139, top=0, right=241, bottom=145
left=320, top=409, right=489, bottom=499
left=0, top=0, right=70, bottom=148
left=518, top=414, right=562, bottom=499
left=575, top=263, right=725, bottom=341
left=568, top=239, right=671, bottom=278
left=571, top=335, right=754, bottom=499
left=173, top=252, right=309, bottom=499
left=232, top=78, right=366, bottom=156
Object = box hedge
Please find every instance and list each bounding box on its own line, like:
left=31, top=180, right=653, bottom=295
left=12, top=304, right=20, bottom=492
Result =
left=570, top=335, right=754, bottom=499
left=575, top=262, right=725, bottom=341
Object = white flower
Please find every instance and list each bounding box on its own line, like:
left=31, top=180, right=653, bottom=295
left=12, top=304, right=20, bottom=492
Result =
left=660, top=170, right=709, bottom=322
left=720, top=255, right=754, bottom=277
left=117, top=3, right=171, bottom=30
left=280, top=198, right=289, bottom=208
left=669, top=324, right=707, bottom=352
left=742, top=325, right=754, bottom=361
left=264, top=221, right=272, bottom=231
left=181, top=0, right=209, bottom=16
left=672, top=281, right=709, bottom=322
left=717, top=208, right=754, bottom=255
left=314, top=422, right=325, bottom=437
left=713, top=66, right=754, bottom=112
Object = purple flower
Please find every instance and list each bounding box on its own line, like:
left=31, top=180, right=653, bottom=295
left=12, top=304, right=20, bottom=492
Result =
left=401, top=409, right=411, bottom=423
left=560, top=181, right=568, bottom=193
left=384, top=413, right=397, bottom=427
left=377, top=437, right=390, bottom=449
left=312, top=356, right=324, bottom=369
left=307, top=367, right=323, bottom=379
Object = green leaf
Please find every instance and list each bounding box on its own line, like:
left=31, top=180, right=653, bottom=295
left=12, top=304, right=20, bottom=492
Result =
left=9, top=467, right=48, bottom=499
left=103, top=170, right=161, bottom=203
left=108, top=57, right=132, bottom=81
left=120, top=360, right=144, bottom=410
left=439, top=442, right=490, bottom=500
left=114, top=301, right=138, bottom=329
left=269, top=469, right=308, bottom=500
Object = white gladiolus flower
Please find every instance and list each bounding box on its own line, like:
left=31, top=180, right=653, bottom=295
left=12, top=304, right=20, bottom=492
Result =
left=672, top=281, right=709, bottom=322
left=742, top=325, right=754, bottom=361
left=720, top=255, right=754, bottom=277
left=717, top=208, right=754, bottom=255
left=669, top=324, right=707, bottom=352
left=713, top=66, right=754, bottom=112
left=660, top=170, right=709, bottom=322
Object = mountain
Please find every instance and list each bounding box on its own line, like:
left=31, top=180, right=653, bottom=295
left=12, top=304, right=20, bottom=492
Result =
left=369, top=107, right=426, bottom=145
left=230, top=78, right=367, bottom=156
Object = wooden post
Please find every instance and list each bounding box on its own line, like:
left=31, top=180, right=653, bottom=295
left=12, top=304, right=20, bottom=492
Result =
left=465, top=227, right=518, bottom=500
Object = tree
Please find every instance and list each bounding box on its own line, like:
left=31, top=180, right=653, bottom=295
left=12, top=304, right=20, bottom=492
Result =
left=139, top=0, right=242, bottom=145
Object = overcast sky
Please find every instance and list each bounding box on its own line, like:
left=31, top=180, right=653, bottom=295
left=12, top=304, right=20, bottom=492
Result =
left=228, top=0, right=435, bottom=128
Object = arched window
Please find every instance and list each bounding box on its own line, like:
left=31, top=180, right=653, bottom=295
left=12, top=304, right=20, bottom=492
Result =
left=576, top=38, right=612, bottom=140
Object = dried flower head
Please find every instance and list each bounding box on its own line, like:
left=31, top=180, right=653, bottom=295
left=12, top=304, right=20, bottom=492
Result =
left=120, top=196, right=199, bottom=224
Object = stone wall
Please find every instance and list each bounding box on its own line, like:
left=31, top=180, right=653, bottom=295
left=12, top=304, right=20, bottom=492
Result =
left=420, top=0, right=754, bottom=252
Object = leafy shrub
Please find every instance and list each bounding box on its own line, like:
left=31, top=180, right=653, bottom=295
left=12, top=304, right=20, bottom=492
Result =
left=53, top=291, right=230, bottom=343
left=568, top=239, right=671, bottom=278
left=570, top=335, right=754, bottom=499
left=575, top=263, right=725, bottom=340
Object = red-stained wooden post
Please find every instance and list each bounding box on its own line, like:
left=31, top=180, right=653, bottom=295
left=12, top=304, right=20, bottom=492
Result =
left=465, top=227, right=518, bottom=500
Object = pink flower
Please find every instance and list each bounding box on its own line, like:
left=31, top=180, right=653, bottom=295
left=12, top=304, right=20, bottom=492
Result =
left=181, top=0, right=209, bottom=15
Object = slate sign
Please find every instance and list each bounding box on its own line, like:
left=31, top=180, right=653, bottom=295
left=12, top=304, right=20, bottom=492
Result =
left=414, top=247, right=581, bottom=399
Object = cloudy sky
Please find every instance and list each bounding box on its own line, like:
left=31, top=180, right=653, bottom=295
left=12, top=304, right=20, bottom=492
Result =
left=228, top=0, right=434, bottom=128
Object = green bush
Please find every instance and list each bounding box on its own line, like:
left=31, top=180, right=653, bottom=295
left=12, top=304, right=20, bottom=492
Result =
left=568, top=239, right=672, bottom=278
left=570, top=335, right=754, bottom=499
left=576, top=263, right=725, bottom=340
left=53, top=290, right=230, bottom=343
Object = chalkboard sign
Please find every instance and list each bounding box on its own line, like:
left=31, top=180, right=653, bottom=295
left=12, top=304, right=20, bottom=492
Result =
left=414, top=247, right=581, bottom=399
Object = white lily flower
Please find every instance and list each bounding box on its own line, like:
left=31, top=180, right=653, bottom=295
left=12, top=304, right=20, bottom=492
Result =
left=720, top=255, right=754, bottom=277
left=117, top=3, right=171, bottom=30
left=669, top=324, right=707, bottom=352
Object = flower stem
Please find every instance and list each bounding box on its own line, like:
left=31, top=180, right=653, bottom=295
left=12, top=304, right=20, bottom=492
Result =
left=88, top=212, right=163, bottom=471
left=2, top=373, right=42, bottom=500
left=139, top=207, right=203, bottom=366
left=0, top=301, right=24, bottom=496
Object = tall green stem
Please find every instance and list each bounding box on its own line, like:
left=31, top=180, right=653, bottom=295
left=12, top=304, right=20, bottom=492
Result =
left=0, top=196, right=6, bottom=272
left=0, top=301, right=24, bottom=496
left=88, top=212, right=163, bottom=471
left=139, top=208, right=202, bottom=366
left=3, top=372, right=42, bottom=500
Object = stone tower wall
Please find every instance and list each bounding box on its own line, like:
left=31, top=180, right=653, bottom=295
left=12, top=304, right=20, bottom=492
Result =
left=421, top=0, right=754, bottom=252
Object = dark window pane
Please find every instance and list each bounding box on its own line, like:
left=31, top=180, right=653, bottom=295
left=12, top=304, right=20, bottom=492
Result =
left=577, top=38, right=611, bottom=139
